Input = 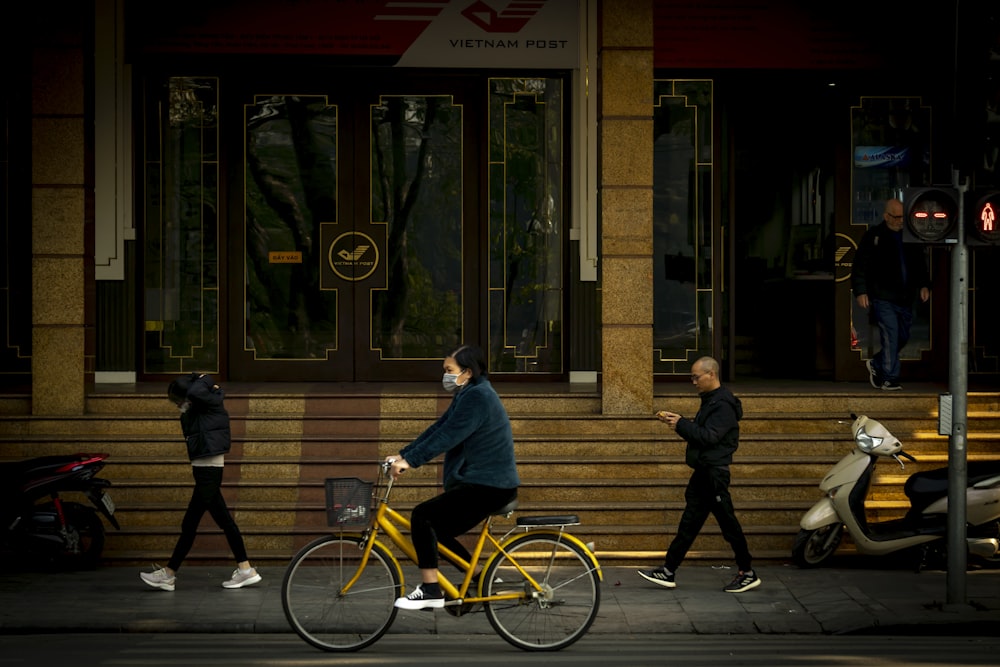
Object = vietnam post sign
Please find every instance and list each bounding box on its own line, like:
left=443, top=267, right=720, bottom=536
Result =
left=136, top=0, right=580, bottom=69
left=394, top=0, right=580, bottom=68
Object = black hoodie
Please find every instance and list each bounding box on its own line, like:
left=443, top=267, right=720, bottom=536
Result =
left=674, top=385, right=743, bottom=469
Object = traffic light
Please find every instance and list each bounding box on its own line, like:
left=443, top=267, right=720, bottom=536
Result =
left=966, top=190, right=1000, bottom=246
left=901, top=187, right=960, bottom=244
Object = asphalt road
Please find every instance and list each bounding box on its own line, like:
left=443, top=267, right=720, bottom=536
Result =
left=0, top=633, right=998, bottom=666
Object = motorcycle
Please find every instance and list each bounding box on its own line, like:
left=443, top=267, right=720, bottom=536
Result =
left=792, top=414, right=1000, bottom=569
left=0, top=452, right=120, bottom=570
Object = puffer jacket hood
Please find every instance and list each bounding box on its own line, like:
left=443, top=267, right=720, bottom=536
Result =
left=177, top=373, right=232, bottom=461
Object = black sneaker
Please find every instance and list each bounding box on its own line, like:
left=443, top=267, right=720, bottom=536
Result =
left=637, top=566, right=676, bottom=589
left=394, top=584, right=445, bottom=610
left=724, top=570, right=761, bottom=593
left=865, top=359, right=880, bottom=389
left=880, top=380, right=902, bottom=391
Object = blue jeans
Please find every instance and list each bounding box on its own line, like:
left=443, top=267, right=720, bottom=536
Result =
left=871, top=298, right=913, bottom=385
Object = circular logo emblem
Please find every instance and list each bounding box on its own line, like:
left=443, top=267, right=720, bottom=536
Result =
left=328, top=231, right=379, bottom=281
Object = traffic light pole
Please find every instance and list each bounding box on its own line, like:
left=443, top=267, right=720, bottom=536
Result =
left=946, top=170, right=969, bottom=607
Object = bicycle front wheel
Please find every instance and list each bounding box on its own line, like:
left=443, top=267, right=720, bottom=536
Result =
left=281, top=534, right=401, bottom=652
left=483, top=532, right=601, bottom=651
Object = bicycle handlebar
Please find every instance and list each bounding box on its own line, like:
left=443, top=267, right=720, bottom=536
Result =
left=378, top=460, right=396, bottom=496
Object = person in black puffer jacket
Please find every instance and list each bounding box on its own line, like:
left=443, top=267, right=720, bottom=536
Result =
left=637, top=356, right=760, bottom=594
left=139, top=373, right=261, bottom=592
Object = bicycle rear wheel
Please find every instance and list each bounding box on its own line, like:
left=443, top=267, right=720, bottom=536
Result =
left=281, top=534, right=401, bottom=652
left=482, top=532, right=600, bottom=651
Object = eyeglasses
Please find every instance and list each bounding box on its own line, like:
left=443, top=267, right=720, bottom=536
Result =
left=690, top=371, right=710, bottom=381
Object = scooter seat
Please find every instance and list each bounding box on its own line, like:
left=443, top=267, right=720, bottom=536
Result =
left=0, top=454, right=106, bottom=493
left=0, top=455, right=78, bottom=484
left=905, top=460, right=1000, bottom=512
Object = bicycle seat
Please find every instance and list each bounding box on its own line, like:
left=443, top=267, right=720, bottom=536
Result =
left=493, top=499, right=519, bottom=516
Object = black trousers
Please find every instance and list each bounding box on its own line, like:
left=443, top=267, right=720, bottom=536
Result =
left=168, top=466, right=249, bottom=572
left=410, top=483, right=518, bottom=570
left=664, top=466, right=753, bottom=572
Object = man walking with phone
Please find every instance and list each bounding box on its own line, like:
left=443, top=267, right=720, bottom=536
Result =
left=637, top=356, right=760, bottom=593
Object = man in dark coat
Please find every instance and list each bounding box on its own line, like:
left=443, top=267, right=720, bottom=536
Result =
left=852, top=197, right=931, bottom=391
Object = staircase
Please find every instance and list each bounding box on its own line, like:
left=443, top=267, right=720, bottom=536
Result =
left=1, top=384, right=998, bottom=567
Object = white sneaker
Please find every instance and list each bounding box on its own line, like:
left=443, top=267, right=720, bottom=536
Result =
left=140, top=566, right=176, bottom=591
left=394, top=584, right=445, bottom=610
left=222, top=567, right=262, bottom=589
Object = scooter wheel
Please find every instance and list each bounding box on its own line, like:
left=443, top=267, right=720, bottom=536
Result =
left=791, top=525, right=843, bottom=568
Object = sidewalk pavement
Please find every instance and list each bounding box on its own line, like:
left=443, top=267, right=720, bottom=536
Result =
left=1, top=560, right=998, bottom=637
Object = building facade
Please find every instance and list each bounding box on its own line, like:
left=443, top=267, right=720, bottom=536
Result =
left=5, top=0, right=1000, bottom=416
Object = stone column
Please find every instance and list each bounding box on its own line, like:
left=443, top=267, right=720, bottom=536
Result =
left=31, top=23, right=89, bottom=415
left=600, top=0, right=654, bottom=415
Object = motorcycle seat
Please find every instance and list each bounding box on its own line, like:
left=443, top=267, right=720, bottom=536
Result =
left=0, top=454, right=97, bottom=486
left=905, top=460, right=1000, bottom=511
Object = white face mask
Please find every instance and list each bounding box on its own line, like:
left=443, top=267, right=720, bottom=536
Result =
left=442, top=372, right=463, bottom=392
left=177, top=400, right=192, bottom=414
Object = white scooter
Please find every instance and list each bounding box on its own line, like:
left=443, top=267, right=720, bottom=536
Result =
left=792, top=414, right=1000, bottom=569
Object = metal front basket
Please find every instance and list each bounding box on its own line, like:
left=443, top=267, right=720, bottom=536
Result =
left=325, top=477, right=373, bottom=527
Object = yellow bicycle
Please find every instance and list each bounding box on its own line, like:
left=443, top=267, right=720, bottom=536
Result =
left=281, top=461, right=603, bottom=652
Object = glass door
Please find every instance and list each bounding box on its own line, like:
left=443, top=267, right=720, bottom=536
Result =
left=233, top=76, right=476, bottom=381
left=141, top=71, right=567, bottom=382
left=652, top=79, right=715, bottom=375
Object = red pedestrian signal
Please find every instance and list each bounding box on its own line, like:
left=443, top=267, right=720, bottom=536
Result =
left=967, top=191, right=1000, bottom=246
left=902, top=187, right=960, bottom=243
